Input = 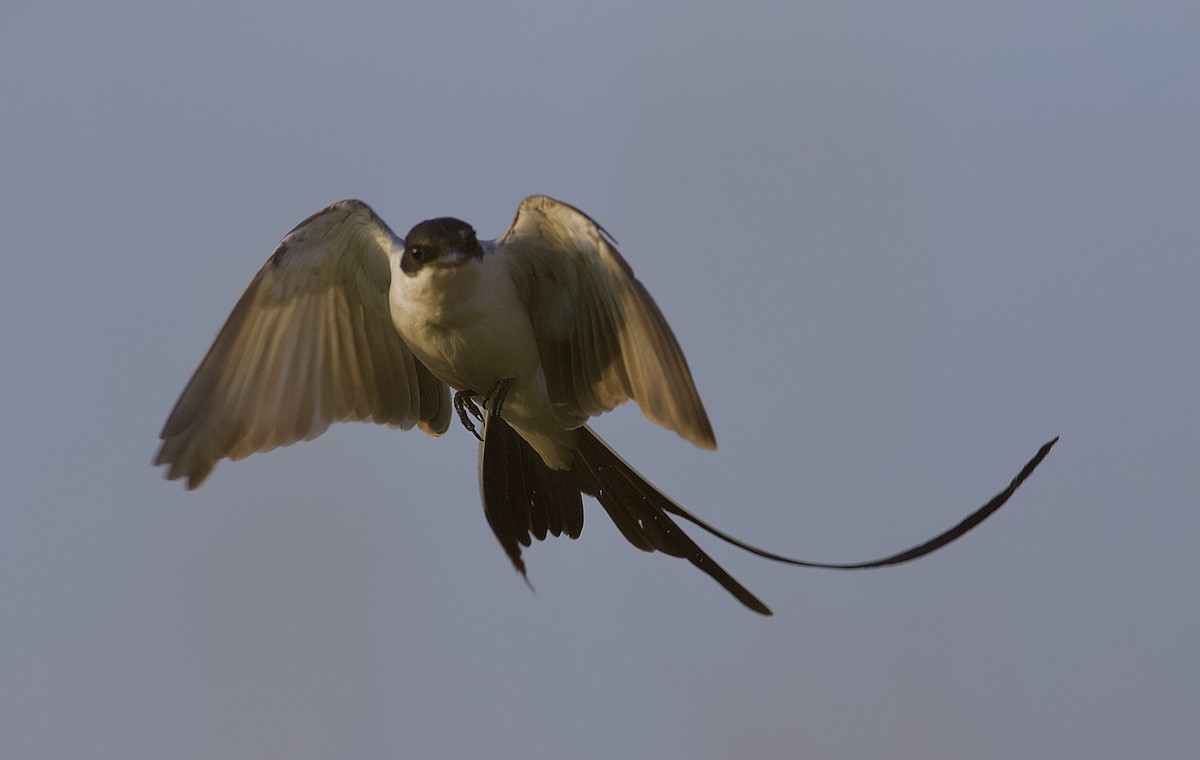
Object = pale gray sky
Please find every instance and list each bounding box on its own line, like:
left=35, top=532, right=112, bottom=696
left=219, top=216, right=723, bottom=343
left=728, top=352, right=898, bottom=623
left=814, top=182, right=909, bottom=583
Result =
left=2, top=2, right=1197, bottom=758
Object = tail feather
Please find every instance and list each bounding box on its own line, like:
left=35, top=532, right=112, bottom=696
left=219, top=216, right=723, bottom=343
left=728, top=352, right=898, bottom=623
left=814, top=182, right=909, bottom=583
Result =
left=573, top=427, right=773, bottom=615
left=479, top=413, right=583, bottom=578
left=479, top=414, right=772, bottom=615
left=479, top=412, right=1057, bottom=617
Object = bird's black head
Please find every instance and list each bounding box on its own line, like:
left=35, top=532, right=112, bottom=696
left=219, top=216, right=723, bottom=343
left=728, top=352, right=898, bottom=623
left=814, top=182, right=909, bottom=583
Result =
left=400, top=217, right=483, bottom=275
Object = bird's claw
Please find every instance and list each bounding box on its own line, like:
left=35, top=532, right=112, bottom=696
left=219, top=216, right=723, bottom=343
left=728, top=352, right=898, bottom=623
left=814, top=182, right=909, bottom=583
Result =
left=483, top=377, right=513, bottom=417
left=454, top=391, right=484, bottom=441
left=454, top=378, right=514, bottom=442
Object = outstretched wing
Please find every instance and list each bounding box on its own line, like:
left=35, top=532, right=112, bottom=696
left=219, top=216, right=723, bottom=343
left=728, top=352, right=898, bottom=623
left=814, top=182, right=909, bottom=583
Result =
left=156, top=200, right=451, bottom=488
left=495, top=195, right=716, bottom=449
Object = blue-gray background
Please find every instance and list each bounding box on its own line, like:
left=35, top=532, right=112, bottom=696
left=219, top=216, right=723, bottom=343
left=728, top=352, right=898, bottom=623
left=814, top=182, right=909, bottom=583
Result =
left=3, top=2, right=1196, bottom=758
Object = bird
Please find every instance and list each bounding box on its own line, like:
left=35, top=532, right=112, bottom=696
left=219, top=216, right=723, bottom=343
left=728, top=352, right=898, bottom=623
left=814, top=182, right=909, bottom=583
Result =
left=155, top=195, right=1057, bottom=615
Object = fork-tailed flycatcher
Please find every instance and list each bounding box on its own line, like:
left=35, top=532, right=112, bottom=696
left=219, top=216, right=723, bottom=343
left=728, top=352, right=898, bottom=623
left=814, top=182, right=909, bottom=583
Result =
left=155, top=195, right=1056, bottom=615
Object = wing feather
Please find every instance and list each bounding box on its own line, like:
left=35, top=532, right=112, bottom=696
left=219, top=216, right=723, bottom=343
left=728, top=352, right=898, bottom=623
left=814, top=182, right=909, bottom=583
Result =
left=497, top=195, right=715, bottom=448
left=156, top=199, right=450, bottom=488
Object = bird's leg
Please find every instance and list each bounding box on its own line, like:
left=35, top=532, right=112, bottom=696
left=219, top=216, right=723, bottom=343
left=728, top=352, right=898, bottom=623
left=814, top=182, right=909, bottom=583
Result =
left=463, top=392, right=485, bottom=422
left=453, top=390, right=484, bottom=441
left=453, top=379, right=514, bottom=441
left=483, top=377, right=514, bottom=417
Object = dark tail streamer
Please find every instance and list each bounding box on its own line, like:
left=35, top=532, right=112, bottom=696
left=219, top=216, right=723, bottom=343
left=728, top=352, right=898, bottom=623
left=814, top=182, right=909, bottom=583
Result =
left=663, top=437, right=1060, bottom=570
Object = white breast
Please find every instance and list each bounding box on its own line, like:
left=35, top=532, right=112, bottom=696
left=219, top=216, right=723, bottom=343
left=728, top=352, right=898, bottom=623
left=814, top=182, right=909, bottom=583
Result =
left=387, top=250, right=577, bottom=468
left=387, top=251, right=536, bottom=391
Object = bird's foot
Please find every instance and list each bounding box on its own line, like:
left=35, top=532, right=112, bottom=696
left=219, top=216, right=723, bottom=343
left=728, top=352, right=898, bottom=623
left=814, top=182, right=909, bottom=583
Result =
left=453, top=390, right=484, bottom=441
left=453, top=378, right=514, bottom=442
left=483, top=377, right=513, bottom=417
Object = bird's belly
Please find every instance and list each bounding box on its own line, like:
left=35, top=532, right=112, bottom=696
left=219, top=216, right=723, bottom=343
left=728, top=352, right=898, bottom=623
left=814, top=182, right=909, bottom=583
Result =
left=405, top=315, right=533, bottom=394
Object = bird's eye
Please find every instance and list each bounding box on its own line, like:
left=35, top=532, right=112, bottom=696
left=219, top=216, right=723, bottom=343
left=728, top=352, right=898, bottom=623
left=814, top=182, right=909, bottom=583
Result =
left=409, top=246, right=428, bottom=263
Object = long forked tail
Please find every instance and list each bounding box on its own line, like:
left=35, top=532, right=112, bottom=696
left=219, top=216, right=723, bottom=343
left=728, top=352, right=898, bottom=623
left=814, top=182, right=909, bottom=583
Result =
left=637, top=436, right=1061, bottom=570
left=570, top=425, right=774, bottom=615
left=479, top=413, right=1058, bottom=616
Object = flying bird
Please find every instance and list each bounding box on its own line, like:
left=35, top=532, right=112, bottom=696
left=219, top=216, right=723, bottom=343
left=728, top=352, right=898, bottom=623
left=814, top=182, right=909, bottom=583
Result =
left=155, top=195, right=1056, bottom=615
